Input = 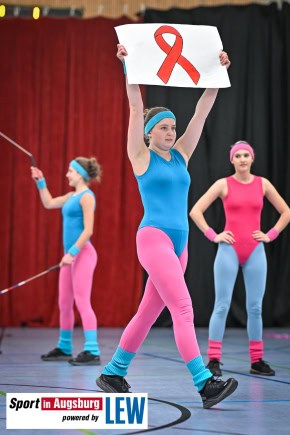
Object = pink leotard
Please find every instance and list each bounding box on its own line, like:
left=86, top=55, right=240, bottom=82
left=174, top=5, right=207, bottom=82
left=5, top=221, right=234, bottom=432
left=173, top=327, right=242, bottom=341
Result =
left=222, top=175, right=264, bottom=265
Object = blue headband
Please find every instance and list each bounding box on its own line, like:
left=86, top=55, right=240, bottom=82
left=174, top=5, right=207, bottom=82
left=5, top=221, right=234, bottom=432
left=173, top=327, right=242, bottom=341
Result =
left=144, top=111, right=176, bottom=136
left=70, top=160, right=90, bottom=181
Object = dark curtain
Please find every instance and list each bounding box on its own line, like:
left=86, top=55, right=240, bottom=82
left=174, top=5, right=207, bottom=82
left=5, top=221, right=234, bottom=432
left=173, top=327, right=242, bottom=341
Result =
left=0, top=17, right=143, bottom=327
left=144, top=2, right=290, bottom=327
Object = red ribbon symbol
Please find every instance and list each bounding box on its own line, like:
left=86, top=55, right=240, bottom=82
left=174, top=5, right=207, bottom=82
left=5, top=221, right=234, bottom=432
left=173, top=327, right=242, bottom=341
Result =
left=154, top=25, right=200, bottom=85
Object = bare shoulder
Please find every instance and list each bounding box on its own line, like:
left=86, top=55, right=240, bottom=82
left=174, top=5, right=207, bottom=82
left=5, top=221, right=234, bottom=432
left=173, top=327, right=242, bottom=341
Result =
left=80, top=192, right=95, bottom=206
left=215, top=177, right=227, bottom=187
left=214, top=178, right=228, bottom=198
left=214, top=177, right=227, bottom=189
left=203, top=178, right=227, bottom=199
left=261, top=177, right=272, bottom=193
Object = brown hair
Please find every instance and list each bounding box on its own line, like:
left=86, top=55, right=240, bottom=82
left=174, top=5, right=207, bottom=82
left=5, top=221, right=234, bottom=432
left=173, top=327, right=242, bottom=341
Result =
left=144, top=106, right=171, bottom=126
left=143, top=106, right=171, bottom=145
left=75, top=156, right=102, bottom=183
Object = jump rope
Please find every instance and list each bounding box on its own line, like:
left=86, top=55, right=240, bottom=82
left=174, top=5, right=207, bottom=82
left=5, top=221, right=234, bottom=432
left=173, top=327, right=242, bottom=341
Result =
left=0, top=131, right=60, bottom=296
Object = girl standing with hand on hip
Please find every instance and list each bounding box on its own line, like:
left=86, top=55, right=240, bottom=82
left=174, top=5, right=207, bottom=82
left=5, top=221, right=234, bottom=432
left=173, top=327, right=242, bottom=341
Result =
left=190, top=141, right=290, bottom=376
left=96, top=44, right=238, bottom=409
left=31, top=157, right=102, bottom=366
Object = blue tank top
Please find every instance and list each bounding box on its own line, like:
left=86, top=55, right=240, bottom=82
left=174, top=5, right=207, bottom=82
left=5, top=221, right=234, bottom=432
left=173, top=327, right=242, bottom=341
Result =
left=135, top=149, right=190, bottom=231
left=61, top=189, right=95, bottom=253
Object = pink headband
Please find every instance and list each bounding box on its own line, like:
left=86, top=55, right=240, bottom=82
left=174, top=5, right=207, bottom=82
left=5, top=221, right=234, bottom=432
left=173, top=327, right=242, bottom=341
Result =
left=230, top=142, right=255, bottom=161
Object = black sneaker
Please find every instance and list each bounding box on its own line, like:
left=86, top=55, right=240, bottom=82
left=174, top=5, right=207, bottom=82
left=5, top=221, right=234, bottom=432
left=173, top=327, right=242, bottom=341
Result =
left=96, top=374, right=131, bottom=393
left=200, top=376, right=238, bottom=409
left=207, top=359, right=223, bottom=376
left=41, top=348, right=72, bottom=361
left=68, top=351, right=101, bottom=366
left=250, top=359, right=275, bottom=376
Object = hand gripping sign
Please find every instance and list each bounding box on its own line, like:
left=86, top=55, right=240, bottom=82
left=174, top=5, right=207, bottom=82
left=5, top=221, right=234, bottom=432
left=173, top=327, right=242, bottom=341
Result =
left=115, top=23, right=230, bottom=88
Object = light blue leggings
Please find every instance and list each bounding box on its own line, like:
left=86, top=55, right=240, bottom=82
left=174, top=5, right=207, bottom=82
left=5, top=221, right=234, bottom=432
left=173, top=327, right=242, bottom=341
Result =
left=209, top=242, right=267, bottom=341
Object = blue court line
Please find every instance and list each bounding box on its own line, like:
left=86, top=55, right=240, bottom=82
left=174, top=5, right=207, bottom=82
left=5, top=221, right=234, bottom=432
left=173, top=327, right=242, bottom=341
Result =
left=222, top=345, right=290, bottom=354
left=215, top=355, right=290, bottom=371
left=176, top=399, right=290, bottom=404
left=169, top=429, right=246, bottom=435
left=141, top=349, right=290, bottom=370
left=221, top=369, right=290, bottom=384
left=174, top=427, right=248, bottom=435
left=140, top=352, right=290, bottom=385
left=259, top=345, right=290, bottom=352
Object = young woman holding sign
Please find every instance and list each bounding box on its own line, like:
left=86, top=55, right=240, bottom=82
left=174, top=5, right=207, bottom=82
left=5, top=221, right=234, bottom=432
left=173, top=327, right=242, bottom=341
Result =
left=96, top=44, right=238, bottom=409
left=190, top=141, right=290, bottom=376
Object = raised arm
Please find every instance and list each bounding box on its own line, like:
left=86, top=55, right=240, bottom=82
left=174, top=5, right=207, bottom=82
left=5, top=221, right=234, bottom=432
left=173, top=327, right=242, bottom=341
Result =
left=117, top=45, right=149, bottom=171
left=31, top=166, right=72, bottom=209
left=174, top=51, right=230, bottom=163
left=60, top=193, right=95, bottom=266
left=190, top=178, right=235, bottom=244
left=252, top=178, right=290, bottom=243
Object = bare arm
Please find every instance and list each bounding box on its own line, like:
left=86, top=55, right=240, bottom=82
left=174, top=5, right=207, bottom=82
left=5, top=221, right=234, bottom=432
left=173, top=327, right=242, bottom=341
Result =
left=174, top=88, right=218, bottom=162
left=189, top=179, right=226, bottom=232
left=174, top=51, right=230, bottom=163
left=190, top=178, right=235, bottom=244
left=60, top=193, right=95, bottom=266
left=31, top=167, right=72, bottom=209
left=253, top=178, right=290, bottom=242
left=117, top=45, right=149, bottom=171
left=75, top=193, right=95, bottom=248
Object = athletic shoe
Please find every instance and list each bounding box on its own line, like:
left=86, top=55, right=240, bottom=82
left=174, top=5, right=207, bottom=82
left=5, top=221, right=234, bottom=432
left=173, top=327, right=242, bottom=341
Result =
left=41, top=347, right=72, bottom=361
left=250, top=359, right=275, bottom=376
left=207, top=359, right=223, bottom=376
left=96, top=374, right=131, bottom=393
left=199, top=376, right=238, bottom=409
left=68, top=351, right=101, bottom=366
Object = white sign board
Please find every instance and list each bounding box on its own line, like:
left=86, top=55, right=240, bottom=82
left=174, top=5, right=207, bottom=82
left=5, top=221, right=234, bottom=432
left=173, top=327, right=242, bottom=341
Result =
left=115, top=23, right=230, bottom=88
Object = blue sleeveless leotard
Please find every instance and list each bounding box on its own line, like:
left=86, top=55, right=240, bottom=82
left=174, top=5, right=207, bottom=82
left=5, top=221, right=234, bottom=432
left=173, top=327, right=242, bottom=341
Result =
left=135, top=148, right=190, bottom=255
left=62, top=189, right=95, bottom=253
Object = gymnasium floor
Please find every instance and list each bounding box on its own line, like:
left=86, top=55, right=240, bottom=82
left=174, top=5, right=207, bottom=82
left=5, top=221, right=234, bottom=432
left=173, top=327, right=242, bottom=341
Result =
left=1, top=327, right=289, bottom=434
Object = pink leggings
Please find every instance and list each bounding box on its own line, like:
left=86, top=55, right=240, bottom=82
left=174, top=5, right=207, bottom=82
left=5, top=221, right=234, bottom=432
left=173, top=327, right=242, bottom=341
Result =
left=120, top=227, right=201, bottom=363
left=59, top=242, right=97, bottom=330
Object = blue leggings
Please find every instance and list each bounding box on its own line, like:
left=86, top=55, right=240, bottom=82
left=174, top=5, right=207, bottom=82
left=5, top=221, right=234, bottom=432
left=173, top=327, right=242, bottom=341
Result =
left=209, top=242, right=267, bottom=341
